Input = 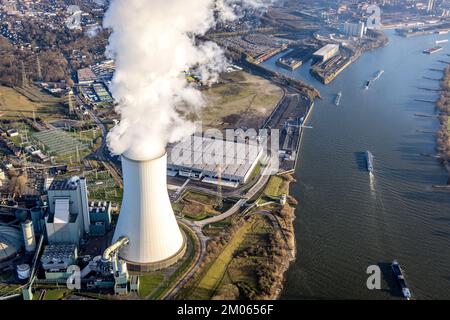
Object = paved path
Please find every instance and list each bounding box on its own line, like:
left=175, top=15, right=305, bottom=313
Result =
left=195, top=157, right=276, bottom=227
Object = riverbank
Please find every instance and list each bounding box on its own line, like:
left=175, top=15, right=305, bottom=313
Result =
left=436, top=65, right=450, bottom=181
left=310, top=30, right=389, bottom=84
left=175, top=173, right=297, bottom=300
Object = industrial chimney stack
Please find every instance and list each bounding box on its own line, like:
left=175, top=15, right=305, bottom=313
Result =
left=112, top=151, right=186, bottom=271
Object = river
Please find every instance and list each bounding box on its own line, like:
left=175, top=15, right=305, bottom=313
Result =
left=262, top=30, right=450, bottom=300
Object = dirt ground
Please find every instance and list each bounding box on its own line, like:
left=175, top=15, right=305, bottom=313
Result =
left=201, top=71, right=283, bottom=131
left=0, top=85, right=64, bottom=120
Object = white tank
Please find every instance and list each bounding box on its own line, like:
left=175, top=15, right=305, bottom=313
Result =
left=112, top=152, right=184, bottom=267
left=17, top=264, right=31, bottom=280
left=21, top=220, right=36, bottom=252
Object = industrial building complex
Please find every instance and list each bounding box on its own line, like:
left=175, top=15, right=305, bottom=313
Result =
left=0, top=174, right=138, bottom=299
left=167, top=135, right=265, bottom=187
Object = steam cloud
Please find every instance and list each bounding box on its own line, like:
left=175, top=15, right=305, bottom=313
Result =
left=104, top=0, right=274, bottom=161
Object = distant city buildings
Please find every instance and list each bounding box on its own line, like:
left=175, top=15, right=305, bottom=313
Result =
left=428, top=0, right=435, bottom=13
left=77, top=60, right=115, bottom=105
left=77, top=67, right=97, bottom=85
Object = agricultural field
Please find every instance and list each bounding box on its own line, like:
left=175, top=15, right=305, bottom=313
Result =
left=202, top=71, right=283, bottom=131
left=0, top=85, right=66, bottom=121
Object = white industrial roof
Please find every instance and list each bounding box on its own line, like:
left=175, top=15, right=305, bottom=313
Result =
left=167, top=135, right=263, bottom=180
left=54, top=198, right=70, bottom=224
left=313, top=44, right=339, bottom=57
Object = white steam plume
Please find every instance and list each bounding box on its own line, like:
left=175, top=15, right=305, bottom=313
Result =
left=104, top=0, right=274, bottom=161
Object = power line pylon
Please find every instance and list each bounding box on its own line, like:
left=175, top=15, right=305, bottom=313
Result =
left=216, top=163, right=223, bottom=210
left=21, top=61, right=28, bottom=87
left=36, top=55, right=42, bottom=81
left=67, top=90, right=75, bottom=115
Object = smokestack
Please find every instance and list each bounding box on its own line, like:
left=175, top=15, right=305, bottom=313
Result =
left=112, top=151, right=186, bottom=271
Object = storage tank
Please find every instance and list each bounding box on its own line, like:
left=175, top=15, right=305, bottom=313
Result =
left=112, top=151, right=186, bottom=271
left=30, top=207, right=44, bottom=234
left=16, top=264, right=31, bottom=280
left=21, top=220, right=36, bottom=252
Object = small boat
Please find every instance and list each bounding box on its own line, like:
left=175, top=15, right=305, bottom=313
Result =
left=366, top=151, right=374, bottom=173
left=335, top=92, right=342, bottom=106
left=373, top=70, right=384, bottom=81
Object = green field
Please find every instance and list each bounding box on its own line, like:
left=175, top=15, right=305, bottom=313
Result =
left=263, top=175, right=287, bottom=198
left=0, top=85, right=65, bottom=120
left=189, top=219, right=255, bottom=300
left=173, top=191, right=229, bottom=221
left=138, top=273, right=165, bottom=298
left=43, top=289, right=71, bottom=300
left=202, top=71, right=283, bottom=131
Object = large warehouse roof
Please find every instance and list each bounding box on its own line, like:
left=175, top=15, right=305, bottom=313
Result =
left=0, top=226, right=23, bottom=262
left=167, top=135, right=264, bottom=184
left=313, top=44, right=339, bottom=57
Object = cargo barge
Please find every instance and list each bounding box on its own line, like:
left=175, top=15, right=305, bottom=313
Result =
left=391, top=260, right=412, bottom=300
left=423, top=46, right=443, bottom=54
left=276, top=57, right=303, bottom=71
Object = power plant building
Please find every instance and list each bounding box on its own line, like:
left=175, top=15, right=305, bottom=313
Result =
left=45, top=177, right=90, bottom=245
left=40, top=244, right=78, bottom=280
left=89, top=201, right=112, bottom=236
left=313, top=44, right=339, bottom=63
left=167, top=135, right=265, bottom=186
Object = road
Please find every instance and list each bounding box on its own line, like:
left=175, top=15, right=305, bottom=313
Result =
left=195, top=156, right=276, bottom=227
left=162, top=219, right=208, bottom=300
left=77, top=93, right=124, bottom=188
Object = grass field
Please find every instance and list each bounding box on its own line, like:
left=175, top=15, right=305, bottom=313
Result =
left=263, top=175, right=287, bottom=198
left=138, top=273, right=165, bottom=298
left=43, top=289, right=71, bottom=300
left=190, top=219, right=255, bottom=300
left=225, top=215, right=273, bottom=298
left=173, top=191, right=231, bottom=221
left=202, top=71, right=283, bottom=131
left=0, top=85, right=65, bottom=120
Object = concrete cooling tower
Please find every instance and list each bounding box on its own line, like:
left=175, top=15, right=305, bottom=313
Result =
left=112, top=151, right=186, bottom=271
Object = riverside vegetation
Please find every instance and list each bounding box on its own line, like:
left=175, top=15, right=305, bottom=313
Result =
left=436, top=66, right=450, bottom=180
left=177, top=174, right=298, bottom=300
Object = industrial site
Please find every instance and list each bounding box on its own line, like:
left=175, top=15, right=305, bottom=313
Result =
left=1, top=0, right=450, bottom=303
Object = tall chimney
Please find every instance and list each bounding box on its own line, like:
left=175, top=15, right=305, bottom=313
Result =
left=113, top=151, right=186, bottom=271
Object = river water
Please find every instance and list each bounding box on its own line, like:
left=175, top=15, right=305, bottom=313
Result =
left=262, top=30, right=450, bottom=300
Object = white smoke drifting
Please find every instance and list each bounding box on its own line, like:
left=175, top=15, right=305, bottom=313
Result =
left=104, top=0, right=274, bottom=161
